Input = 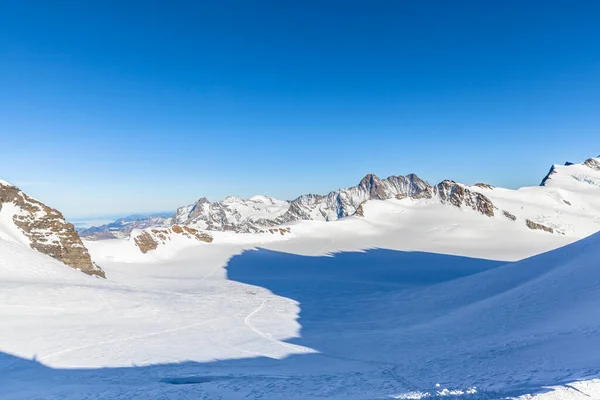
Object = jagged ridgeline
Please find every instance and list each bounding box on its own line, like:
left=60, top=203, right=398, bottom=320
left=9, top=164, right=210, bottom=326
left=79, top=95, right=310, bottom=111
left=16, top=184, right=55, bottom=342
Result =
left=79, top=155, right=600, bottom=241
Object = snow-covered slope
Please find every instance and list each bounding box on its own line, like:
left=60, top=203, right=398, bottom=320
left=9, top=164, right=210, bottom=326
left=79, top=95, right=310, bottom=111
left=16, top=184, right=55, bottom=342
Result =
left=2, top=218, right=600, bottom=398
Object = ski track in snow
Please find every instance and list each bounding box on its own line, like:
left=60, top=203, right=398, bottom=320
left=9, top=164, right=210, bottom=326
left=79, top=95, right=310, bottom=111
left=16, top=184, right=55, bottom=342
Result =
left=243, top=299, right=316, bottom=357
left=39, top=317, right=230, bottom=363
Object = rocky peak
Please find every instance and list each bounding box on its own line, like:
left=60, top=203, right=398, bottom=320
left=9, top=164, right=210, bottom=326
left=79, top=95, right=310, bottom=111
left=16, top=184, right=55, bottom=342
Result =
left=0, top=181, right=105, bottom=278
left=359, top=173, right=389, bottom=200
left=434, top=180, right=496, bottom=217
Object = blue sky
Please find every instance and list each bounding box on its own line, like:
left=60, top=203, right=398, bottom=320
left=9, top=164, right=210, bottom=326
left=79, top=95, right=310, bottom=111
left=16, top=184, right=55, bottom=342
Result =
left=1, top=1, right=599, bottom=218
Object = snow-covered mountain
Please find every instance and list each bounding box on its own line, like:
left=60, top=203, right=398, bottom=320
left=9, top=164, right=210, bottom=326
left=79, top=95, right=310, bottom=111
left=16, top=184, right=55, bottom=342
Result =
left=0, top=180, right=105, bottom=277
left=82, top=156, right=600, bottom=243
left=173, top=194, right=290, bottom=232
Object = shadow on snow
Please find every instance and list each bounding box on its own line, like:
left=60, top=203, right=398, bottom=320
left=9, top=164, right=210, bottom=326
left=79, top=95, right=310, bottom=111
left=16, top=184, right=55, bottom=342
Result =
left=3, top=242, right=600, bottom=399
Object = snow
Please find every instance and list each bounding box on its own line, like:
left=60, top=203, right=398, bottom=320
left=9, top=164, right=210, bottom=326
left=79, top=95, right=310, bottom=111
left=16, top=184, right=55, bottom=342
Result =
left=1, top=158, right=600, bottom=398
left=0, top=202, right=31, bottom=246
left=1, top=203, right=600, bottom=398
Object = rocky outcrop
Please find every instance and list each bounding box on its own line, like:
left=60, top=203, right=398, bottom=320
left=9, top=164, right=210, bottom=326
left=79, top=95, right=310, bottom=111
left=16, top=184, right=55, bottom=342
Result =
left=583, top=157, right=600, bottom=172
left=540, top=165, right=557, bottom=186
left=474, top=183, right=494, bottom=190
left=433, top=181, right=496, bottom=217
left=133, top=225, right=213, bottom=254
left=354, top=201, right=366, bottom=217
left=133, top=231, right=159, bottom=253
left=0, top=181, right=104, bottom=278
left=259, top=227, right=292, bottom=235
left=503, top=210, right=517, bottom=221
left=525, top=219, right=554, bottom=234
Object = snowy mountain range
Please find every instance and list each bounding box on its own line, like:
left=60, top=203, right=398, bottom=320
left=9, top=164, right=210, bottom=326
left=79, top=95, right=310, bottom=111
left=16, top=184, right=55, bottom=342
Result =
left=2, top=155, right=599, bottom=268
left=81, top=156, right=600, bottom=243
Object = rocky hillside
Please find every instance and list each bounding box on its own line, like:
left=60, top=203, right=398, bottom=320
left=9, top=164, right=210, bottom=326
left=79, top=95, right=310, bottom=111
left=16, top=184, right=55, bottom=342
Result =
left=0, top=180, right=105, bottom=278
left=131, top=225, right=213, bottom=254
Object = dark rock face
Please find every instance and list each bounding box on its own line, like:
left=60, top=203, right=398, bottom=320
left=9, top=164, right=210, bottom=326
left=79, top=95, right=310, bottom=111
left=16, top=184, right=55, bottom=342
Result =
left=583, top=158, right=600, bottom=171
left=525, top=219, right=554, bottom=234
left=540, top=165, right=557, bottom=186
left=503, top=210, right=517, bottom=221
left=0, top=182, right=105, bottom=278
left=433, top=181, right=496, bottom=217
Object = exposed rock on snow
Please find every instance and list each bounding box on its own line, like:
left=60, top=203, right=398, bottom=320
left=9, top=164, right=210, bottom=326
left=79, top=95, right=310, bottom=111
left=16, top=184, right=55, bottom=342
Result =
left=583, top=157, right=600, bottom=171
left=354, top=201, right=367, bottom=217
left=0, top=181, right=104, bottom=277
left=132, top=225, right=213, bottom=254
left=434, top=180, right=496, bottom=217
left=503, top=210, right=517, bottom=221
left=473, top=182, right=495, bottom=190
left=526, top=219, right=554, bottom=234
left=259, top=227, right=292, bottom=235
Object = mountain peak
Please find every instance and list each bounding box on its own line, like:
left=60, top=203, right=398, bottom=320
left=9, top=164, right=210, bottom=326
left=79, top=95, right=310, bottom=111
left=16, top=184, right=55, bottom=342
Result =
left=359, top=173, right=381, bottom=186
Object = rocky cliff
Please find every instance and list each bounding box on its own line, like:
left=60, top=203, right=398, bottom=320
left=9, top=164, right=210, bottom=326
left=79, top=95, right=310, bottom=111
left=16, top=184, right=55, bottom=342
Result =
left=0, top=181, right=105, bottom=278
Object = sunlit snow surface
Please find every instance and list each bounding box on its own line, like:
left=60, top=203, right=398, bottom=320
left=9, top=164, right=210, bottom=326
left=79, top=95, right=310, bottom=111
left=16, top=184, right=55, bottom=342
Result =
left=2, top=162, right=600, bottom=399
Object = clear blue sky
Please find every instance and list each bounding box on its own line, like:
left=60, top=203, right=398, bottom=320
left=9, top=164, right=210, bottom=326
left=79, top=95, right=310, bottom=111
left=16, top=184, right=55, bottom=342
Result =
left=1, top=1, right=599, bottom=218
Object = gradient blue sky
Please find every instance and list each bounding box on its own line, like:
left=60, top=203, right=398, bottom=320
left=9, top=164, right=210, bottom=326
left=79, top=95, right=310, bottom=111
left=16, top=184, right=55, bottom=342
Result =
left=1, top=1, right=599, bottom=218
